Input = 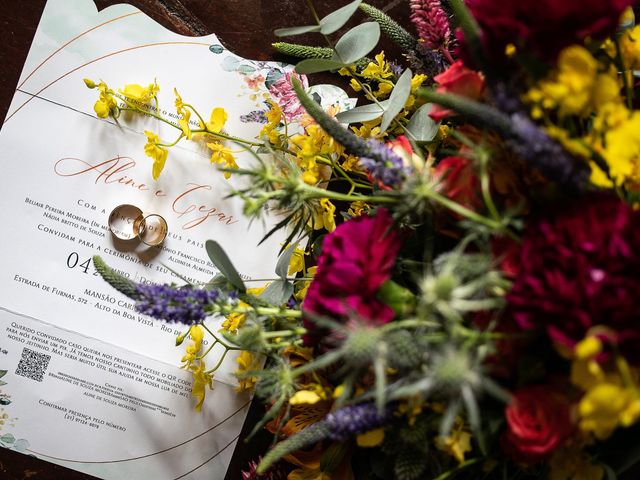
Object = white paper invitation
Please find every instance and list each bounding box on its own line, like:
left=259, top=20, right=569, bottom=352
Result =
left=0, top=0, right=349, bottom=477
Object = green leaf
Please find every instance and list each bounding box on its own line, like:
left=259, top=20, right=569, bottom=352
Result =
left=1, top=433, right=15, bottom=444
left=275, top=243, right=298, bottom=279
left=0, top=370, right=6, bottom=378
left=406, top=103, right=439, bottom=142
left=13, top=439, right=29, bottom=452
left=333, top=22, right=380, bottom=64
left=380, top=68, right=412, bottom=133
left=259, top=279, right=294, bottom=305
left=319, top=0, right=362, bottom=34
left=0, top=380, right=6, bottom=387
left=274, top=25, right=322, bottom=37
left=295, top=58, right=347, bottom=74
left=335, top=99, right=389, bottom=123
left=205, top=240, right=246, bottom=292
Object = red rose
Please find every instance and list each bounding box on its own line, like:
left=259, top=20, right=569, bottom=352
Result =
left=465, top=0, right=634, bottom=62
left=433, top=156, right=481, bottom=214
left=502, top=386, right=573, bottom=464
left=430, top=61, right=485, bottom=122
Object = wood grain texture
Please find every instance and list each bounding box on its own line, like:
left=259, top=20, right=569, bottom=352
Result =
left=0, top=0, right=405, bottom=478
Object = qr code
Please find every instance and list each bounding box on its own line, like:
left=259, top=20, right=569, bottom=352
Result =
left=15, top=347, right=51, bottom=382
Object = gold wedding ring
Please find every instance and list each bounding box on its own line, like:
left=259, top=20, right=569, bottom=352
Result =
left=108, top=204, right=143, bottom=241
left=137, top=213, right=168, bottom=247
left=108, top=204, right=167, bottom=246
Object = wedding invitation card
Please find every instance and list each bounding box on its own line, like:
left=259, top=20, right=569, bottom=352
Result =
left=0, top=0, right=348, bottom=477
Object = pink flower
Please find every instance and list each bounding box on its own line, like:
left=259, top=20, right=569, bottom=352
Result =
left=429, top=61, right=485, bottom=122
left=410, top=0, right=452, bottom=51
left=268, top=72, right=309, bottom=122
left=302, top=209, right=402, bottom=346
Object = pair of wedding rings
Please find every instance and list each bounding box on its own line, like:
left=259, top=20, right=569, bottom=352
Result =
left=108, top=204, right=168, bottom=247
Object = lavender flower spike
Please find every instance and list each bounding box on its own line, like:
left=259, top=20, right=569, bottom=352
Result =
left=360, top=138, right=411, bottom=187
left=135, top=284, right=221, bottom=324
left=257, top=402, right=391, bottom=474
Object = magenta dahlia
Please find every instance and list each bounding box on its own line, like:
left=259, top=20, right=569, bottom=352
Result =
left=302, top=209, right=402, bottom=346
left=508, top=194, right=640, bottom=358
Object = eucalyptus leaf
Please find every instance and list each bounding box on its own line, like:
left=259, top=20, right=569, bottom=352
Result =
left=0, top=370, right=6, bottom=378
left=275, top=243, right=298, bottom=279
left=0, top=433, right=15, bottom=444
left=319, top=0, right=362, bottom=34
left=259, top=279, right=294, bottom=305
left=333, top=22, right=380, bottom=64
left=13, top=439, right=29, bottom=452
left=295, top=58, right=347, bottom=74
left=335, top=99, right=390, bottom=123
left=274, top=25, right=322, bottom=37
left=0, top=380, right=6, bottom=387
left=406, top=103, right=439, bottom=142
left=380, top=68, right=412, bottom=133
left=205, top=240, right=246, bottom=292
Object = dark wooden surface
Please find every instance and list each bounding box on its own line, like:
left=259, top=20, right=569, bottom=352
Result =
left=0, top=1, right=406, bottom=478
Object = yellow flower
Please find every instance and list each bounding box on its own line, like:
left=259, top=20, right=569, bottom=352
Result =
left=356, top=428, right=385, bottom=447
left=410, top=73, right=428, bottom=93
left=205, top=107, right=228, bottom=133
left=435, top=419, right=472, bottom=463
left=190, top=361, right=214, bottom=412
left=288, top=245, right=307, bottom=275
left=221, top=286, right=267, bottom=333
left=348, top=201, right=371, bottom=217
left=259, top=101, right=284, bottom=147
left=578, top=382, right=640, bottom=439
left=120, top=79, right=159, bottom=104
left=87, top=80, right=117, bottom=119
left=174, top=88, right=192, bottom=139
left=295, top=266, right=317, bottom=301
left=349, top=78, right=362, bottom=92
left=289, top=390, right=323, bottom=405
left=312, top=198, right=336, bottom=232
left=598, top=111, right=640, bottom=188
left=235, top=350, right=259, bottom=392
left=618, top=25, right=640, bottom=71
left=524, top=46, right=621, bottom=118
left=143, top=130, right=168, bottom=180
left=374, top=81, right=393, bottom=98
left=207, top=142, right=238, bottom=179
left=181, top=325, right=205, bottom=366
left=361, top=52, right=393, bottom=79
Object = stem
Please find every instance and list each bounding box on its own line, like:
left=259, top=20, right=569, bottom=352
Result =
left=432, top=458, right=483, bottom=480
left=303, top=184, right=397, bottom=204
left=205, top=348, right=229, bottom=374
left=262, top=328, right=307, bottom=339
left=197, top=339, right=218, bottom=360
left=202, top=323, right=240, bottom=351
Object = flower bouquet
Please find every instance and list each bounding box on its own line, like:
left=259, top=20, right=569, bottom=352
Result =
left=87, top=0, right=640, bottom=478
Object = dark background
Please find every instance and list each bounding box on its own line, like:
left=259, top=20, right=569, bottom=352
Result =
left=0, top=1, right=406, bottom=478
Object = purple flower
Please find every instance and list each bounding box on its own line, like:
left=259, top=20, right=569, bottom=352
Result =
left=268, top=72, right=309, bottom=122
left=324, top=403, right=391, bottom=441
left=135, top=284, right=221, bottom=324
left=359, top=138, right=410, bottom=188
